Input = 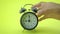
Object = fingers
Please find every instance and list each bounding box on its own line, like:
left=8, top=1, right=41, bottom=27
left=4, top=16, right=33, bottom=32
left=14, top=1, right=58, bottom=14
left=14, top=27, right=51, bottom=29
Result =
left=32, top=2, right=46, bottom=8
left=36, top=9, right=46, bottom=17
left=36, top=8, right=47, bottom=21
left=32, top=2, right=45, bottom=17
left=32, top=2, right=47, bottom=21
left=32, top=2, right=41, bottom=8
left=36, top=10, right=46, bottom=21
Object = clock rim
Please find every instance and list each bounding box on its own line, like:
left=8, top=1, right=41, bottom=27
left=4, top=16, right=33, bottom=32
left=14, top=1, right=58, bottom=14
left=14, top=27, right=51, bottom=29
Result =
left=20, top=12, right=38, bottom=30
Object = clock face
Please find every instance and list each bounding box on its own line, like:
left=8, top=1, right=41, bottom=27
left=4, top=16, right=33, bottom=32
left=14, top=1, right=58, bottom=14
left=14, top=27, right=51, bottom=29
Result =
left=20, top=12, right=38, bottom=30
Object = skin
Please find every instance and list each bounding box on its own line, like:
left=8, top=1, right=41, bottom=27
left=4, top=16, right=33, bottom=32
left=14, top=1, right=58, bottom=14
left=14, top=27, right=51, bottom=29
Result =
left=32, top=2, right=60, bottom=21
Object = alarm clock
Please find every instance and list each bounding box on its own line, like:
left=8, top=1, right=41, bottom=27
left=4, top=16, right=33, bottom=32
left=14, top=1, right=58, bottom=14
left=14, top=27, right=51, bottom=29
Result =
left=20, top=4, right=38, bottom=30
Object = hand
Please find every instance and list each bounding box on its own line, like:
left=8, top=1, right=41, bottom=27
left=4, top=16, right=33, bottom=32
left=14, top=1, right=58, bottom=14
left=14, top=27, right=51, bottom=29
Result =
left=32, top=2, right=60, bottom=21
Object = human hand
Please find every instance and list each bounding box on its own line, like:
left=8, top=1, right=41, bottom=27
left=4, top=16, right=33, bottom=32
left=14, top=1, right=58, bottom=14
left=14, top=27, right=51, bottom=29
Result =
left=32, top=2, right=60, bottom=21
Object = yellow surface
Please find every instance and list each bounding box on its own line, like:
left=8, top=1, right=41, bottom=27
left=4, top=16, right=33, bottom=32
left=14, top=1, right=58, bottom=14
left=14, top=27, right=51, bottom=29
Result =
left=0, top=0, right=60, bottom=34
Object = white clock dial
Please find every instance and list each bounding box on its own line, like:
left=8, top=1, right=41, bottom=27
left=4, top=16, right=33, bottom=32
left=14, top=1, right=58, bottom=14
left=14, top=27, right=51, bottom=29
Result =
left=20, top=12, right=38, bottom=30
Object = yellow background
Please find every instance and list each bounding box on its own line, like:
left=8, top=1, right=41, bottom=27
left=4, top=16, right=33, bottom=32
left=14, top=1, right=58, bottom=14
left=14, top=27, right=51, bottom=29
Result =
left=0, top=0, right=60, bottom=34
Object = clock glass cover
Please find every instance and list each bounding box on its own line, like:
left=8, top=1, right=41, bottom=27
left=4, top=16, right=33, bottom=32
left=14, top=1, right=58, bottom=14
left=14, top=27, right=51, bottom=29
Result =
left=20, top=12, right=38, bottom=30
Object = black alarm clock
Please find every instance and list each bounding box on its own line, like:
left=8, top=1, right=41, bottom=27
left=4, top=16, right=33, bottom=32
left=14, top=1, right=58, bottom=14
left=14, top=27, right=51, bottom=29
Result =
left=20, top=4, right=38, bottom=30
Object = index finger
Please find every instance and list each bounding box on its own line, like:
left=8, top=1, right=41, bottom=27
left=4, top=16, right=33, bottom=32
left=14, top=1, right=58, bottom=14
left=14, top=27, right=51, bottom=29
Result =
left=32, top=2, right=41, bottom=8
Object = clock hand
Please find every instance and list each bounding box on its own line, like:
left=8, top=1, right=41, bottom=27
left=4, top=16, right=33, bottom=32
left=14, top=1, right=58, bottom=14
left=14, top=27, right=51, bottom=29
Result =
left=28, top=15, right=30, bottom=22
